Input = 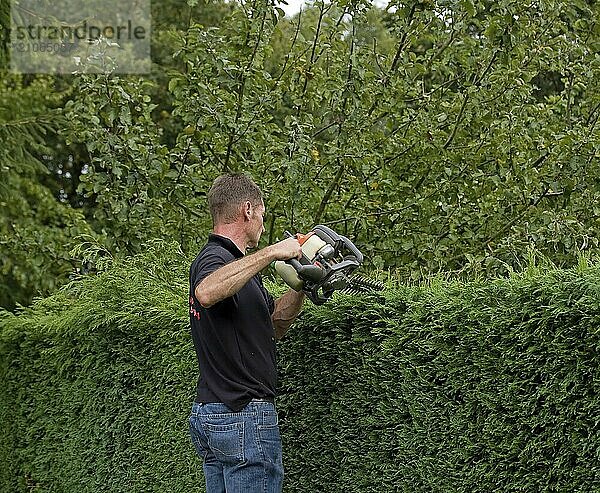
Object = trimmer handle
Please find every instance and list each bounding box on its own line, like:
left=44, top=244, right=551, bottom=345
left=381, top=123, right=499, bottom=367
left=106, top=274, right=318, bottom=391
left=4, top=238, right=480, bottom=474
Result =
left=283, top=231, right=325, bottom=282
left=276, top=225, right=365, bottom=305
left=287, top=258, right=325, bottom=282
left=312, top=225, right=363, bottom=263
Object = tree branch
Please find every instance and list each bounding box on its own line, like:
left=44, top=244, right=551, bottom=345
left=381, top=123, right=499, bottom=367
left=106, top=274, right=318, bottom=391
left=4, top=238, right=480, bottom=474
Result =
left=443, top=93, right=469, bottom=149
left=313, top=158, right=345, bottom=224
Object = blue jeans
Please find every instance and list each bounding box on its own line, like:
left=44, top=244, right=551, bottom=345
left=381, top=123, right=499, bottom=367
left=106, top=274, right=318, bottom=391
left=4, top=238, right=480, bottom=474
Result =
left=189, top=400, right=284, bottom=493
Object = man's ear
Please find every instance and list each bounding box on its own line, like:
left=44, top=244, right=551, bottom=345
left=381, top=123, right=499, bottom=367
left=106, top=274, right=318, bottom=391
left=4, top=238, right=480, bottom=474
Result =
left=242, top=201, right=252, bottom=221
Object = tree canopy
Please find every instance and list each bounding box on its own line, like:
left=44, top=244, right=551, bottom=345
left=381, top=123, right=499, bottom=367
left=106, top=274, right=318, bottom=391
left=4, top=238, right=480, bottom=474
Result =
left=1, top=0, right=599, bottom=309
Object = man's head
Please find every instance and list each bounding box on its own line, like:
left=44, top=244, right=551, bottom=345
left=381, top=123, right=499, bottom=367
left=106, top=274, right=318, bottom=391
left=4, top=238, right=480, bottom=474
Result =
left=208, top=173, right=265, bottom=249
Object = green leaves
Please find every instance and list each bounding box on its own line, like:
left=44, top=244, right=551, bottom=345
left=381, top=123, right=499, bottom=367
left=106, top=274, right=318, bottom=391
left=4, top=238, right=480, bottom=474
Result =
left=3, top=0, right=600, bottom=310
left=279, top=262, right=600, bottom=491
left=0, top=74, right=93, bottom=310
left=3, top=245, right=600, bottom=491
left=0, top=243, right=198, bottom=492
left=63, top=74, right=177, bottom=253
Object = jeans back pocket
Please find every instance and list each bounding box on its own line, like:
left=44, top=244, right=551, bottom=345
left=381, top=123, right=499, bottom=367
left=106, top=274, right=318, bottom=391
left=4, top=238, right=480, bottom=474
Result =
left=206, top=421, right=245, bottom=464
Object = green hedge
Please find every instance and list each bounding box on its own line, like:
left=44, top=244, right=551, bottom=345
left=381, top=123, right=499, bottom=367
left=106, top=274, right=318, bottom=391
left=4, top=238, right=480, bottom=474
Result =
left=1, top=244, right=600, bottom=492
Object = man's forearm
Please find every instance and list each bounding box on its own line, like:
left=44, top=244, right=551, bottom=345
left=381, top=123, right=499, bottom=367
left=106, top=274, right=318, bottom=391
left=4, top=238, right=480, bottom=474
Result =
left=195, top=246, right=277, bottom=308
left=272, top=289, right=305, bottom=340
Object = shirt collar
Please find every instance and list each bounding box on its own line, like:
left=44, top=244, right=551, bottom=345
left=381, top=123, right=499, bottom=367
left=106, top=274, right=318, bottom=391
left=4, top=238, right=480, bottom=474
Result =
left=208, top=233, right=244, bottom=259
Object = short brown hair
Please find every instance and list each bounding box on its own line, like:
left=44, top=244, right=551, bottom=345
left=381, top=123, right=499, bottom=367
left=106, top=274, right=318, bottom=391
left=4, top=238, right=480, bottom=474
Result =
left=207, top=173, right=263, bottom=225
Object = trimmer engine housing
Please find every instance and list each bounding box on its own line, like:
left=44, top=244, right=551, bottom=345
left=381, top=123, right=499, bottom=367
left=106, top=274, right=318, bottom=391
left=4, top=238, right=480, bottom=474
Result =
left=274, top=225, right=364, bottom=305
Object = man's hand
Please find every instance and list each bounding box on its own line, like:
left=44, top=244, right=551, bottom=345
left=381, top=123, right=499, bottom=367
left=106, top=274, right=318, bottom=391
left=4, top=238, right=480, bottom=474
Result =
left=268, top=237, right=303, bottom=261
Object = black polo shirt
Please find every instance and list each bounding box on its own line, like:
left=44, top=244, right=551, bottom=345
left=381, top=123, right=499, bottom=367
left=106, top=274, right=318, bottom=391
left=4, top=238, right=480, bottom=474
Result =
left=189, top=234, right=277, bottom=412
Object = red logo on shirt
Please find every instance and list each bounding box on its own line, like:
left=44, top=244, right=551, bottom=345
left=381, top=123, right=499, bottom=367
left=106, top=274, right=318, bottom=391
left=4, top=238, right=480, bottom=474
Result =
left=189, top=296, right=201, bottom=320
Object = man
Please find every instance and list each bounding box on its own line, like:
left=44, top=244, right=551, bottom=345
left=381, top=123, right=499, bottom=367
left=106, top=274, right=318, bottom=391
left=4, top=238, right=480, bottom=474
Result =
left=188, top=173, right=305, bottom=493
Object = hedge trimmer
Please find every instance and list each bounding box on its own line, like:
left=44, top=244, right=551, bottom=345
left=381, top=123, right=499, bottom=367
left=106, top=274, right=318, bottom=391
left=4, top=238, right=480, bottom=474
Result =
left=274, top=224, right=384, bottom=305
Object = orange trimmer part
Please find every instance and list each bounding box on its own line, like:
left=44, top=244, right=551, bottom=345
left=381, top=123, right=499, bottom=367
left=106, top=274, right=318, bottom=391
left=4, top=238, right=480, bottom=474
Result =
left=295, top=232, right=314, bottom=245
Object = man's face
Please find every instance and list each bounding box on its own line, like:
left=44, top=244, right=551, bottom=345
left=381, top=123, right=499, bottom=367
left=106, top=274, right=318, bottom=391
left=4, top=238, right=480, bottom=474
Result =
left=247, top=201, right=265, bottom=249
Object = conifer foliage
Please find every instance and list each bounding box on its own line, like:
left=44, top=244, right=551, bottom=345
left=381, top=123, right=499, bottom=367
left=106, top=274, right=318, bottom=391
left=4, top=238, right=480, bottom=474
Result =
left=1, top=244, right=599, bottom=491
